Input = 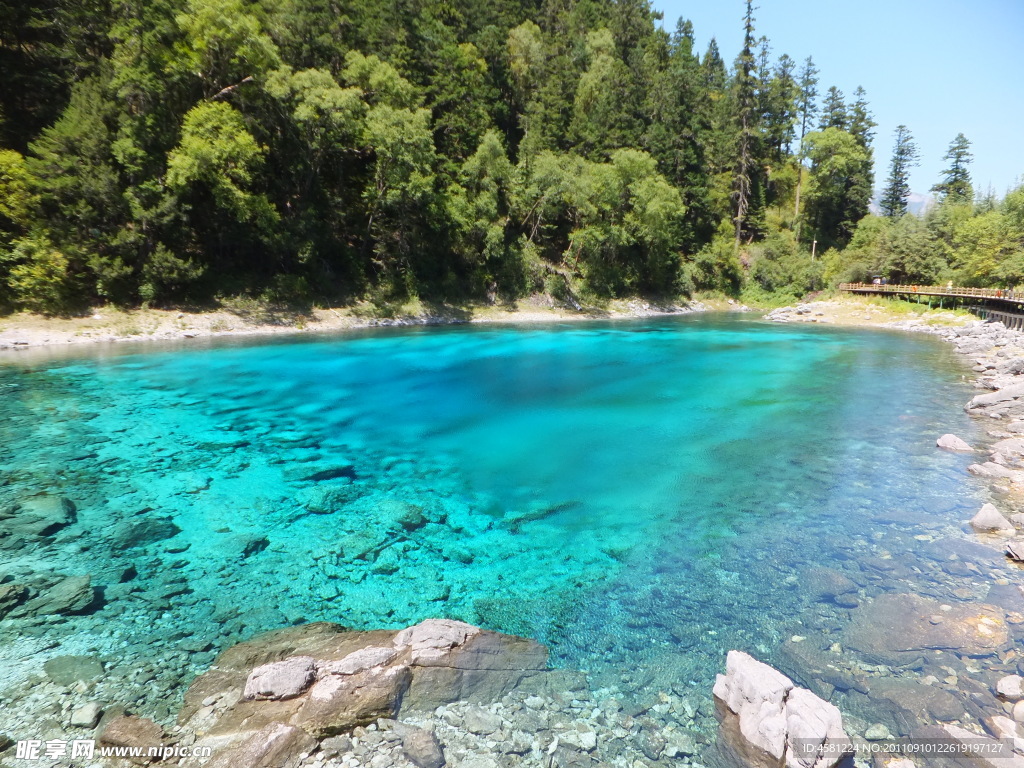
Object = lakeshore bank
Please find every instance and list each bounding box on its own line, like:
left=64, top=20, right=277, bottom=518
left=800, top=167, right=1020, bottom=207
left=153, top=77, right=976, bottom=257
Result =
left=0, top=296, right=737, bottom=353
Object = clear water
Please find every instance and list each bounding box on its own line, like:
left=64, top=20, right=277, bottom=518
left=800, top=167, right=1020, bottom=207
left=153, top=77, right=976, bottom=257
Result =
left=0, top=315, right=997, bottom=731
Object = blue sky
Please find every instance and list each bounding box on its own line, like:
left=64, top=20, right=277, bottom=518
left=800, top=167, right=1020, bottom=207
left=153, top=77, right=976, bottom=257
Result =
left=650, top=0, right=1024, bottom=198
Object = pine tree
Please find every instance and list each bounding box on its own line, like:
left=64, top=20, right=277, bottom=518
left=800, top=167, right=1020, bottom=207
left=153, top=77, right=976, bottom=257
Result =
left=793, top=56, right=818, bottom=223
left=879, top=125, right=919, bottom=218
left=847, top=87, right=876, bottom=148
left=818, top=86, right=847, bottom=131
left=732, top=0, right=758, bottom=246
left=932, top=133, right=973, bottom=204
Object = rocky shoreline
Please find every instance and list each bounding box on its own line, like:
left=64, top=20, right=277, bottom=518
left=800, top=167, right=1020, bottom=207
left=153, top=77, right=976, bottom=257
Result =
left=765, top=299, right=1024, bottom=765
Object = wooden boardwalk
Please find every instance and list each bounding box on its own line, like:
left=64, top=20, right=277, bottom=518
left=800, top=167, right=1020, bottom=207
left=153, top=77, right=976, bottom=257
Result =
left=839, top=282, right=1024, bottom=307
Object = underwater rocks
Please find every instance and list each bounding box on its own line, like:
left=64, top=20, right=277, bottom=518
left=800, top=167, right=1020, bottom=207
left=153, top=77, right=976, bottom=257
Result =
left=0, top=582, right=28, bottom=618
left=936, top=434, right=974, bottom=452
left=43, top=654, right=104, bottom=685
left=0, top=494, right=76, bottom=539
left=842, top=593, right=1010, bottom=665
left=712, top=650, right=850, bottom=768
left=111, top=516, right=182, bottom=550
left=16, top=573, right=97, bottom=616
left=804, top=567, right=860, bottom=608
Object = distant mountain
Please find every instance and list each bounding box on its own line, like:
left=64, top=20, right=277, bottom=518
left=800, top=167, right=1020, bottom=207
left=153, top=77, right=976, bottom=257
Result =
left=868, top=192, right=936, bottom=217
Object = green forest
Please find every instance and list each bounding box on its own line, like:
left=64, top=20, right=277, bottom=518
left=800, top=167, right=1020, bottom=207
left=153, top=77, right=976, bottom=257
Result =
left=0, top=0, right=1022, bottom=314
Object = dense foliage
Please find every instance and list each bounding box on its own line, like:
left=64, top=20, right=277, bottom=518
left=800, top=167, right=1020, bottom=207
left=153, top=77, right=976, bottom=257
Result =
left=0, top=0, right=1018, bottom=313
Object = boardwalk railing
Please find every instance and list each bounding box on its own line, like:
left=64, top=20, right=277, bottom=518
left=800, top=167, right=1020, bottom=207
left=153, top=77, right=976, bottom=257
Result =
left=839, top=282, right=1024, bottom=304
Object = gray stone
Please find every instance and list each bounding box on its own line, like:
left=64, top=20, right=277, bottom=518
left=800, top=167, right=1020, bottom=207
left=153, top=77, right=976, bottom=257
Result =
left=713, top=650, right=851, bottom=768
left=43, top=655, right=104, bottom=686
left=463, top=705, right=503, bottom=735
left=997, top=675, right=1024, bottom=702
left=1008, top=541, right=1024, bottom=562
left=400, top=725, right=445, bottom=768
left=243, top=656, right=317, bottom=701
left=393, top=619, right=482, bottom=663
left=937, top=434, right=973, bottom=452
left=70, top=701, right=103, bottom=729
left=970, top=503, right=1015, bottom=533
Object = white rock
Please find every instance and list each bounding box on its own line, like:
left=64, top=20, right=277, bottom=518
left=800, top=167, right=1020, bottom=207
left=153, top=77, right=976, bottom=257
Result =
left=713, top=651, right=792, bottom=763
left=971, top=503, right=1015, bottom=533
left=70, top=701, right=102, bottom=728
left=393, top=619, right=480, bottom=663
left=320, top=647, right=398, bottom=676
left=998, top=676, right=1024, bottom=702
left=1013, top=699, right=1024, bottom=723
left=937, top=434, right=974, bottom=452
left=713, top=650, right=851, bottom=768
left=244, top=656, right=317, bottom=701
left=1008, top=541, right=1024, bottom=562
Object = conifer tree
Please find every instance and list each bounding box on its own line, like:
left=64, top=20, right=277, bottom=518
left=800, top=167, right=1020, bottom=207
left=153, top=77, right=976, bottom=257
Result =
left=818, top=86, right=847, bottom=131
left=732, top=0, right=758, bottom=246
left=932, top=133, right=974, bottom=204
left=880, top=125, right=920, bottom=218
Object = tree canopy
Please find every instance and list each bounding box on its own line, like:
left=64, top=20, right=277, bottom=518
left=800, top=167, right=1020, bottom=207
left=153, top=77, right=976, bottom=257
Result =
left=0, top=0, right=1017, bottom=314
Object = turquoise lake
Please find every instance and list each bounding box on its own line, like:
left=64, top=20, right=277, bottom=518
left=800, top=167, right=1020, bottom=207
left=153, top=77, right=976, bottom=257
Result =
left=0, top=315, right=996, bottom=730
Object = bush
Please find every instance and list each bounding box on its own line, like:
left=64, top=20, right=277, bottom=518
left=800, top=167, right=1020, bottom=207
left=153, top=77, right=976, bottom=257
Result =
left=4, top=236, right=78, bottom=314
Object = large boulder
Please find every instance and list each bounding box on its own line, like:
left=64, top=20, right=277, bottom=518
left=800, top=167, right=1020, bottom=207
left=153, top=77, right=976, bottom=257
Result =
left=842, top=593, right=1010, bottom=665
left=713, top=650, right=851, bottom=768
left=291, top=664, right=411, bottom=736
left=971, top=503, right=1015, bottom=534
left=177, top=619, right=548, bottom=764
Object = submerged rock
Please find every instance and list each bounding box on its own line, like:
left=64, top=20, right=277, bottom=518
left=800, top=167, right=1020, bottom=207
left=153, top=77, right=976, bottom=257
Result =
left=44, top=655, right=104, bottom=686
left=1, top=495, right=76, bottom=537
left=997, top=675, right=1024, bottom=702
left=70, top=701, right=103, bottom=728
left=843, top=593, right=1010, bottom=664
left=0, top=582, right=28, bottom=618
left=1008, top=541, right=1024, bottom=562
left=936, top=434, right=973, bottom=452
left=18, top=574, right=96, bottom=616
